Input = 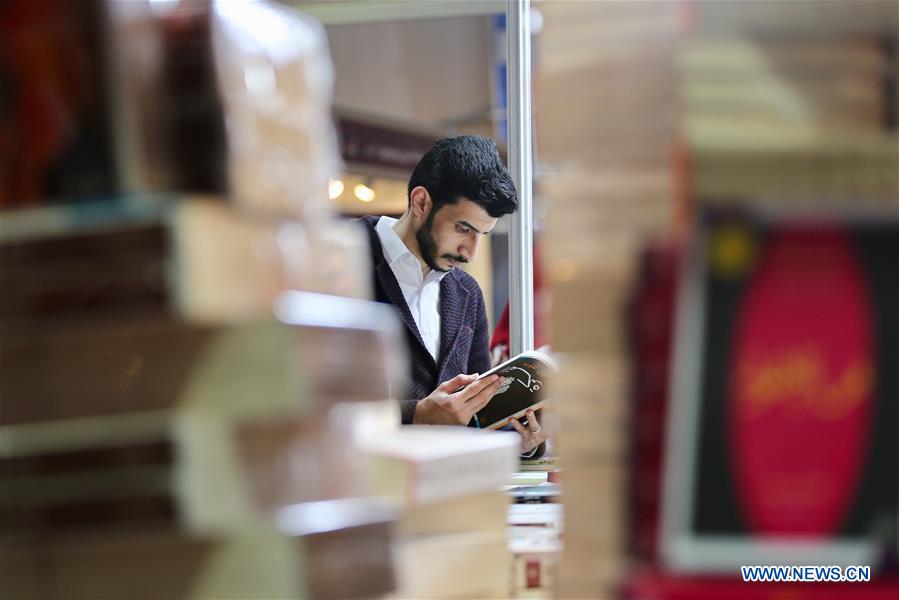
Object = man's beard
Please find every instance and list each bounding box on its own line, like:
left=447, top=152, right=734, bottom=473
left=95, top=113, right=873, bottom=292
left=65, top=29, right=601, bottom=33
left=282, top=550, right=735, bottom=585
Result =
left=416, top=209, right=466, bottom=273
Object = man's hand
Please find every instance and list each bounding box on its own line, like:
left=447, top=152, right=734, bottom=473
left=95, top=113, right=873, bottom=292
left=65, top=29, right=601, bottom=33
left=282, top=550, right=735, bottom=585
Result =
left=510, top=409, right=548, bottom=455
left=413, top=373, right=502, bottom=425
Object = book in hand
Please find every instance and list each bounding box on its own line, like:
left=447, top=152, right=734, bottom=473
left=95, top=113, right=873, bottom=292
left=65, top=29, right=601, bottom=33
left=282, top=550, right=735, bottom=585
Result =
left=474, top=350, right=557, bottom=430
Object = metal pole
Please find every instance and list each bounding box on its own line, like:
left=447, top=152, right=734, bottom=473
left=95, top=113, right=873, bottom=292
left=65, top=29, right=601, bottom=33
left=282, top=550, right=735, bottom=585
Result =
left=507, top=0, right=533, bottom=355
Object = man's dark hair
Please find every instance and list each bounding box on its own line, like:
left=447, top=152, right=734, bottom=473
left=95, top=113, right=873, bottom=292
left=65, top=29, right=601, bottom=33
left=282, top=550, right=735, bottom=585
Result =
left=408, top=135, right=518, bottom=218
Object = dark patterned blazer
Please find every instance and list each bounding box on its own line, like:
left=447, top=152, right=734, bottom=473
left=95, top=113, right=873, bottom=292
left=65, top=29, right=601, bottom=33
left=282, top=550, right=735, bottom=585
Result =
left=359, top=216, right=492, bottom=424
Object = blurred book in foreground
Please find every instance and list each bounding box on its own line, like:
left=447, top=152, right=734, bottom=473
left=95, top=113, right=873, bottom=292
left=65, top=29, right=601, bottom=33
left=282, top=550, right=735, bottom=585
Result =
left=360, top=426, right=520, bottom=599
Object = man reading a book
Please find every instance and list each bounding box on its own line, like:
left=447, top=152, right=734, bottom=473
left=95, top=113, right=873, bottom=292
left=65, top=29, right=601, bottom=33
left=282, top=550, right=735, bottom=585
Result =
left=359, top=136, right=547, bottom=456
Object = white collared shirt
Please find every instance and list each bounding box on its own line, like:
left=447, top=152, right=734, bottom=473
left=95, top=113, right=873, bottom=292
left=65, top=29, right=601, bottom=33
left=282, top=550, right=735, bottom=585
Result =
left=375, top=216, right=448, bottom=361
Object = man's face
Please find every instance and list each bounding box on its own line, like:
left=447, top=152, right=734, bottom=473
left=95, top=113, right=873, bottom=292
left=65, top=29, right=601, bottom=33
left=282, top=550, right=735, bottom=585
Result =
left=416, top=198, right=498, bottom=273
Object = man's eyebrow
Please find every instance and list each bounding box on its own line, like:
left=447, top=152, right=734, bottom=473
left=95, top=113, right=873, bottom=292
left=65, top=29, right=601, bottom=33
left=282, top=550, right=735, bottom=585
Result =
left=458, top=220, right=494, bottom=235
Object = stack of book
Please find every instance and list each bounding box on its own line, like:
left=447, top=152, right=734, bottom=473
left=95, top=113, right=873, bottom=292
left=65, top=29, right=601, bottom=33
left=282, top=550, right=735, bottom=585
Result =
left=0, top=1, right=403, bottom=598
left=1, top=496, right=397, bottom=600
left=683, top=36, right=898, bottom=209
left=538, top=1, right=683, bottom=165
left=0, top=239, right=407, bottom=599
left=0, top=290, right=405, bottom=598
left=359, top=426, right=520, bottom=599
left=538, top=2, right=898, bottom=597
left=508, top=502, right=564, bottom=598
left=537, top=2, right=685, bottom=597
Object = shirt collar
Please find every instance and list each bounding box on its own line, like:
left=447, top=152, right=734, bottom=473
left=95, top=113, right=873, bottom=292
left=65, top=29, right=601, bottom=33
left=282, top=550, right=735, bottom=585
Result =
left=375, top=216, right=450, bottom=283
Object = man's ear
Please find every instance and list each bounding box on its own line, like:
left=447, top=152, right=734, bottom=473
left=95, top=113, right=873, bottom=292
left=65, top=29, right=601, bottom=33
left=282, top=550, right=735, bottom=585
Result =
left=409, top=186, right=432, bottom=220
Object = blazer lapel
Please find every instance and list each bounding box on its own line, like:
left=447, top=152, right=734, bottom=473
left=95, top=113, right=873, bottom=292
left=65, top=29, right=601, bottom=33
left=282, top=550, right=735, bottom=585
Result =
left=438, top=272, right=471, bottom=370
left=375, top=261, right=431, bottom=359
left=361, top=216, right=434, bottom=364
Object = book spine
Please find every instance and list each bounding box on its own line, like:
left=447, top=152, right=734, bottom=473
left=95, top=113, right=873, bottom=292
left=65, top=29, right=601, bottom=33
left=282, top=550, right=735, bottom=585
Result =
left=0, top=223, right=170, bottom=332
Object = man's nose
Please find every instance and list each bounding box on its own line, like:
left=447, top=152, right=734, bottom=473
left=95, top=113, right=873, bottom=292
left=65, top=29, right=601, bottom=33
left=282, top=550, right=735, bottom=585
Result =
left=461, top=235, right=480, bottom=261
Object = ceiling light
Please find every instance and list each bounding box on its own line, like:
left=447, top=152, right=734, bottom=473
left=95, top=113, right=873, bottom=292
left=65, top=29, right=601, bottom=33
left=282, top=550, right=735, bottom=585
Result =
left=328, top=179, right=344, bottom=200
left=354, top=182, right=375, bottom=203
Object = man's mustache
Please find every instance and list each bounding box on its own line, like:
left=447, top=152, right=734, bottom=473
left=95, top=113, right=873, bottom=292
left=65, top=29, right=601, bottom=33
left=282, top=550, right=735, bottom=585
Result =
left=443, top=254, right=468, bottom=263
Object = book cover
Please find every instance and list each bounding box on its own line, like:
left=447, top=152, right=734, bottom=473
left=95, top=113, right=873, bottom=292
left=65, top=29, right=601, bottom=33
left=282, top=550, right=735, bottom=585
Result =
left=662, top=213, right=899, bottom=571
left=475, top=350, right=557, bottom=430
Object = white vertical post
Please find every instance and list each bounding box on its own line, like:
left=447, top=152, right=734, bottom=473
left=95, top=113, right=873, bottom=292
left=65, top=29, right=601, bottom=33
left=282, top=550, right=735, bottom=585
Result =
left=507, top=0, right=533, bottom=355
